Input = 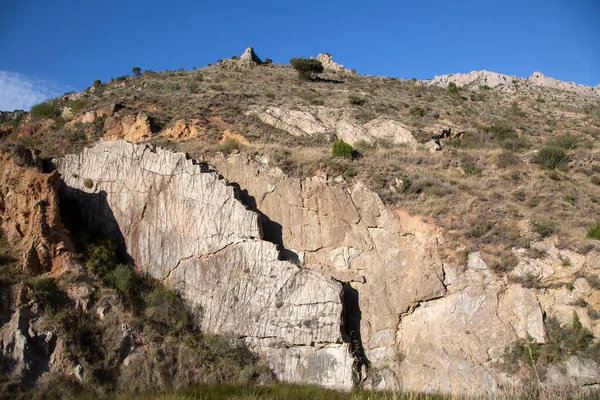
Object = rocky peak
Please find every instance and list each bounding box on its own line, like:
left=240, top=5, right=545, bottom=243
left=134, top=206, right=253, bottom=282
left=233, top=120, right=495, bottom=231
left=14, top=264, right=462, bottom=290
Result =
left=238, top=47, right=262, bottom=65
left=315, top=53, right=353, bottom=73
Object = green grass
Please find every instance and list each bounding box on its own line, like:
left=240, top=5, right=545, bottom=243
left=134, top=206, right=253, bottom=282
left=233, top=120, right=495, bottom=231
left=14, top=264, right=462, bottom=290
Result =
left=81, top=383, right=448, bottom=400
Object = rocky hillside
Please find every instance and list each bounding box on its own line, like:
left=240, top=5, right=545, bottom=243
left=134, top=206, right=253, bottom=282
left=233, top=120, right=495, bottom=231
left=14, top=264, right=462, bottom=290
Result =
left=1, top=48, right=600, bottom=397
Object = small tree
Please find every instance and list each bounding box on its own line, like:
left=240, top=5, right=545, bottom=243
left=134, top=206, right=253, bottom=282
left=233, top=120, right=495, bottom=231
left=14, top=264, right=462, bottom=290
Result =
left=290, top=58, right=324, bottom=81
left=132, top=66, right=142, bottom=76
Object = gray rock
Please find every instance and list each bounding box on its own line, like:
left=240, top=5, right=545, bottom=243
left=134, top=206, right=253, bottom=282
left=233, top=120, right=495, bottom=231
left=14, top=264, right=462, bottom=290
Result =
left=238, top=47, right=262, bottom=65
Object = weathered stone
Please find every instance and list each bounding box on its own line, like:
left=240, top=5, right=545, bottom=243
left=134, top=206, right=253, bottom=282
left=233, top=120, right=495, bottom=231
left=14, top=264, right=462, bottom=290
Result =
left=315, top=53, right=353, bottom=73
left=245, top=105, right=417, bottom=146
left=238, top=47, right=262, bottom=65
left=54, top=141, right=352, bottom=389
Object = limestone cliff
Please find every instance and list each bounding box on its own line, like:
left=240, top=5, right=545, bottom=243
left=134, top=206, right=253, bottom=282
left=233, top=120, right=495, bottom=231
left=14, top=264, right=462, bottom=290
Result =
left=54, top=141, right=353, bottom=390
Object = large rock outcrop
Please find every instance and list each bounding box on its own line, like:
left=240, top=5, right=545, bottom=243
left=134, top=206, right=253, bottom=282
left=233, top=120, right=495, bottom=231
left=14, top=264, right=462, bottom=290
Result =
left=209, top=152, right=599, bottom=394
left=245, top=105, right=418, bottom=147
left=53, top=141, right=353, bottom=390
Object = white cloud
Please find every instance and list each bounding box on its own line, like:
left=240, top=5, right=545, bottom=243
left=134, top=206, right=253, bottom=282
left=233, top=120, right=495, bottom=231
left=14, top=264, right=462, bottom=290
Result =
left=0, top=71, right=73, bottom=111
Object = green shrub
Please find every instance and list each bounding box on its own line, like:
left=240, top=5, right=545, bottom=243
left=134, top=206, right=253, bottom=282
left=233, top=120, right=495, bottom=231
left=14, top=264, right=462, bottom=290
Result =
left=588, top=222, right=600, bottom=240
left=85, top=238, right=119, bottom=280
left=535, top=146, right=569, bottom=170
left=409, top=105, right=427, bottom=117
left=29, top=99, right=61, bottom=120
left=331, top=139, right=355, bottom=159
left=115, top=75, right=128, bottom=82
left=462, top=162, right=482, bottom=176
left=144, top=285, right=193, bottom=335
left=264, top=58, right=273, bottom=64
left=446, top=81, right=459, bottom=95
left=132, top=66, right=142, bottom=76
left=290, top=58, right=324, bottom=81
left=70, top=99, right=86, bottom=113
left=92, top=79, right=101, bottom=87
left=188, top=82, right=199, bottom=93
left=28, top=277, right=70, bottom=316
left=533, top=217, right=556, bottom=238
left=549, top=133, right=578, bottom=150
left=195, top=72, right=204, bottom=81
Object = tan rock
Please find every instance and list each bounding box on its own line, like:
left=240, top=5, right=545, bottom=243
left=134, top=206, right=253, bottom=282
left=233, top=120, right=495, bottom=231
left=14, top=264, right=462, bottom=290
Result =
left=161, top=118, right=205, bottom=140
left=104, top=113, right=153, bottom=142
left=220, top=129, right=249, bottom=145
left=315, top=53, right=353, bottom=73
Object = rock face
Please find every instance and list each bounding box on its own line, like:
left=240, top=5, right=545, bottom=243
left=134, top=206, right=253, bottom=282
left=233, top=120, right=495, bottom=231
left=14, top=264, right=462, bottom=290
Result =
left=0, top=151, right=75, bottom=274
left=41, top=141, right=600, bottom=395
left=246, top=105, right=418, bottom=147
left=210, top=152, right=600, bottom=394
left=238, top=47, right=262, bottom=65
left=54, top=141, right=353, bottom=390
left=315, top=53, right=353, bottom=73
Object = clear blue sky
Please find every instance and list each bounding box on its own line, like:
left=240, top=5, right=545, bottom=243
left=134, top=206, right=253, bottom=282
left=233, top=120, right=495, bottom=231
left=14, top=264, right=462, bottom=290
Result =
left=0, top=0, right=598, bottom=110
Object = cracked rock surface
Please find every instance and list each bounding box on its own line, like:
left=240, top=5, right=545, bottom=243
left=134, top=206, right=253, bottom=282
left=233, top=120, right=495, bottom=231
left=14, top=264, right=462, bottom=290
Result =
left=54, top=141, right=353, bottom=390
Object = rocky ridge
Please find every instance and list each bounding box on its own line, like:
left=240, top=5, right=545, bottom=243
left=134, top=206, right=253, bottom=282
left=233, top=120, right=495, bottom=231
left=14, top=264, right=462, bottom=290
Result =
left=425, top=70, right=600, bottom=98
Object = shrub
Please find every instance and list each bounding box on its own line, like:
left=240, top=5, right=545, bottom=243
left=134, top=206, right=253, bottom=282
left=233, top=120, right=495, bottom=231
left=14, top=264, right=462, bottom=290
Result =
left=535, top=146, right=569, bottom=170
left=409, top=105, right=427, bottom=117
left=132, top=66, right=142, bottom=76
left=462, top=162, right=482, bottom=176
left=264, top=58, right=273, bottom=64
left=29, top=99, right=61, bottom=119
left=83, top=178, right=94, bottom=188
left=331, top=139, right=355, bottom=159
left=28, top=277, right=70, bottom=316
left=70, top=99, right=86, bottom=113
left=348, top=94, right=366, bottom=106
left=115, top=75, right=128, bottom=82
left=290, top=57, right=324, bottom=81
left=188, top=82, right=199, bottom=93
left=195, top=72, right=204, bottom=81
left=533, top=217, right=556, bottom=238
left=446, top=81, right=459, bottom=95
left=217, top=138, right=244, bottom=154
left=588, top=222, right=600, bottom=240
left=549, top=133, right=578, bottom=150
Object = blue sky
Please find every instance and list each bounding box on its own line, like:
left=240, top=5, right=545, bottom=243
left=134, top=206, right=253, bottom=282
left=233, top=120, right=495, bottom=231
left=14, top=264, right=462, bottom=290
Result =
left=0, top=0, right=598, bottom=111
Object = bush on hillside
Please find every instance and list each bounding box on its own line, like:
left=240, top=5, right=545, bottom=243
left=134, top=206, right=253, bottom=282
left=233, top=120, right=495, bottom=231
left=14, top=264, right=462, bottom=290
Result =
left=290, top=58, right=324, bottom=81
left=331, top=139, right=355, bottom=159
left=588, top=222, right=600, bottom=240
left=535, top=146, right=569, bottom=170
left=132, top=66, right=142, bottom=76
left=446, top=81, right=459, bottom=95
left=29, top=98, right=62, bottom=120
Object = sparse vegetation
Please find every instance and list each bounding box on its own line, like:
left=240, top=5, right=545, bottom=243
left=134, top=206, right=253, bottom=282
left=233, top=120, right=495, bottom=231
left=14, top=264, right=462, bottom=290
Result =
left=132, top=66, right=142, bottom=76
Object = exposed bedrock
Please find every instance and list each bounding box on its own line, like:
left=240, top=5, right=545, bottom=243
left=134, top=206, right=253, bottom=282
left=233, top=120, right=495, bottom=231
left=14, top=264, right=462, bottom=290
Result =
left=53, top=141, right=353, bottom=390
